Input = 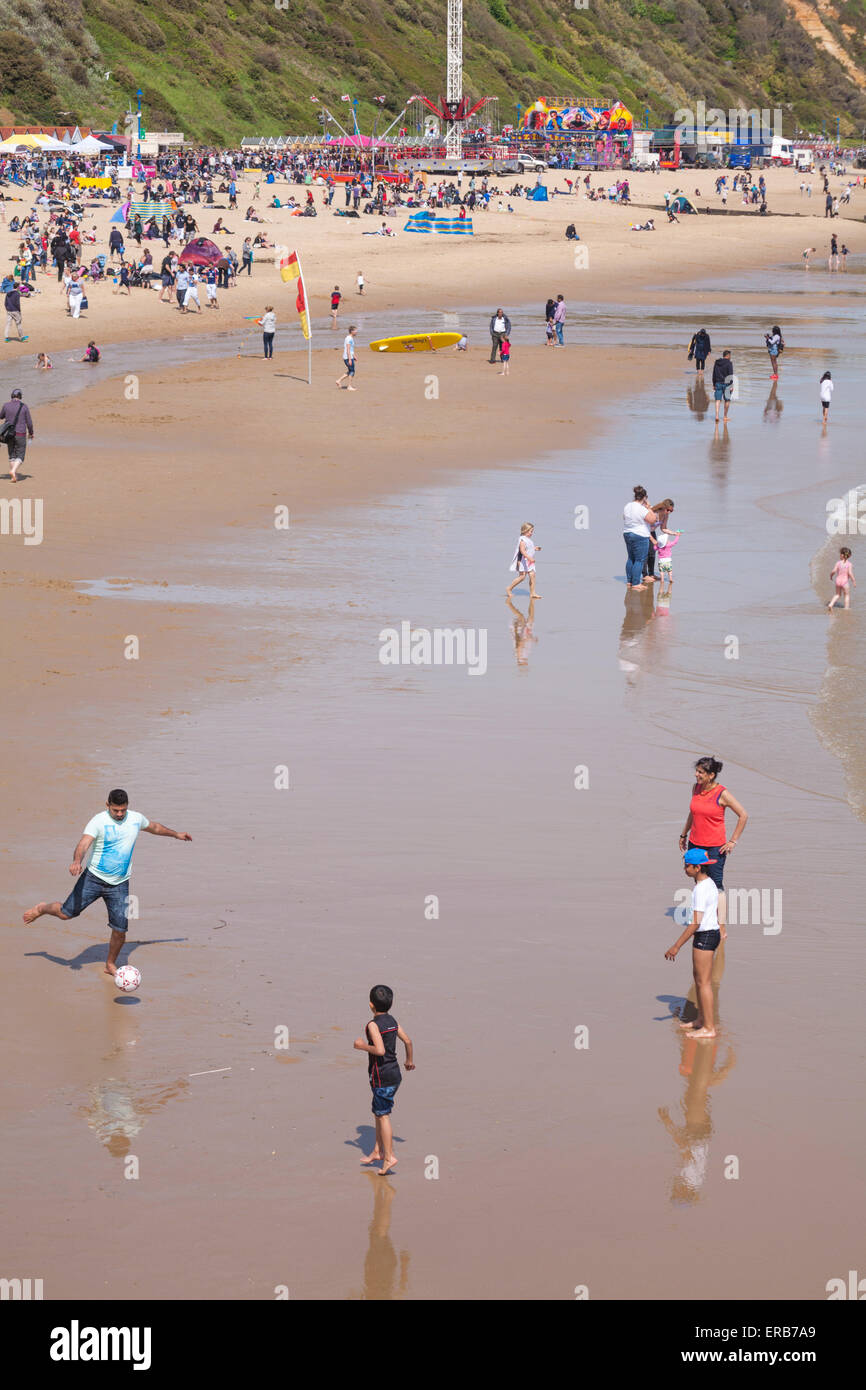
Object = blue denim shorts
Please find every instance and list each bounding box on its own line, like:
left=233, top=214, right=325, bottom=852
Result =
left=343, top=358, right=355, bottom=376
left=371, top=1082, right=400, bottom=1117
left=61, top=869, right=129, bottom=933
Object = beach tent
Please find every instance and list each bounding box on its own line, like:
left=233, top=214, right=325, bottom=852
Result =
left=109, top=207, right=127, bottom=223
left=70, top=135, right=114, bottom=153
left=0, top=133, right=47, bottom=151
left=404, top=211, right=474, bottom=236
left=531, top=185, right=548, bottom=201
left=669, top=192, right=698, bottom=214
left=178, top=236, right=224, bottom=266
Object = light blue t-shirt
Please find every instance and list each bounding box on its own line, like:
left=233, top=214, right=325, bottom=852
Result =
left=84, top=810, right=149, bottom=884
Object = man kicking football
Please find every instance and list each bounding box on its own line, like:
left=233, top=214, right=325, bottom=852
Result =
left=23, top=789, right=191, bottom=977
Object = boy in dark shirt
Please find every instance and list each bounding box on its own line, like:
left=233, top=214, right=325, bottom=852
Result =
left=354, top=984, right=414, bottom=1176
left=711, top=350, right=734, bottom=424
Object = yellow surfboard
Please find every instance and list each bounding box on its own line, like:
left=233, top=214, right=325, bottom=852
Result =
left=369, top=332, right=463, bottom=353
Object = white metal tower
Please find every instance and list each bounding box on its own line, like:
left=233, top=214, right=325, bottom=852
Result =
left=445, top=0, right=463, bottom=157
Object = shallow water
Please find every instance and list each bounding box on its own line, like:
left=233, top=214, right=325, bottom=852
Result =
left=6, top=259, right=865, bottom=1300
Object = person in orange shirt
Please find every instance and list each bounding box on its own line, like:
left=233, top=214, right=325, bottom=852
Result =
left=678, top=757, right=748, bottom=938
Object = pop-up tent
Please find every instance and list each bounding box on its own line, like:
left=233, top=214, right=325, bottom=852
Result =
left=530, top=185, right=548, bottom=201
left=669, top=191, right=698, bottom=214
left=178, top=236, right=224, bottom=266
left=404, top=211, right=473, bottom=236
left=70, top=135, right=114, bottom=153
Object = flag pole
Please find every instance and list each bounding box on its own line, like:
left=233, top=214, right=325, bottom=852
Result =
left=296, top=248, right=312, bottom=386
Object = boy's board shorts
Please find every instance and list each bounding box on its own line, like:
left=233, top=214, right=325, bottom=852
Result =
left=61, top=868, right=129, bottom=933
left=370, top=1080, right=400, bottom=1116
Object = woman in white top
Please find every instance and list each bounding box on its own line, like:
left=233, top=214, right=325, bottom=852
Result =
left=507, top=522, right=541, bottom=599
left=622, top=485, right=658, bottom=590
left=261, top=306, right=276, bottom=359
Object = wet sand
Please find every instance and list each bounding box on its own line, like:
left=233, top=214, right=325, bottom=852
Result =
left=2, top=253, right=865, bottom=1297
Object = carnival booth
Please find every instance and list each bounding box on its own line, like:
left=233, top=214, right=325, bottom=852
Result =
left=520, top=100, right=633, bottom=168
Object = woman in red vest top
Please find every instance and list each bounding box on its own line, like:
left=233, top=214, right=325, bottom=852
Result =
left=678, top=756, right=748, bottom=937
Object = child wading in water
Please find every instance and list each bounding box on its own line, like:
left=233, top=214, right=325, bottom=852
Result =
left=506, top=522, right=541, bottom=599
left=354, top=984, right=414, bottom=1176
left=665, top=849, right=721, bottom=1040
left=828, top=547, right=856, bottom=611
left=652, top=526, right=682, bottom=589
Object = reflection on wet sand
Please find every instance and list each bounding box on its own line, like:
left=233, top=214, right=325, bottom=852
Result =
left=618, top=586, right=657, bottom=682
left=659, top=945, right=735, bottom=1205
left=687, top=378, right=710, bottom=422
left=506, top=595, right=537, bottom=668
left=352, top=1172, right=410, bottom=1301
left=763, top=381, right=783, bottom=424
left=81, top=1077, right=189, bottom=1158
left=709, top=423, right=731, bottom=487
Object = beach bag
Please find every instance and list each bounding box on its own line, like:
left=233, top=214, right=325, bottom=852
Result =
left=80, top=295, right=89, bottom=310
left=0, top=402, right=24, bottom=444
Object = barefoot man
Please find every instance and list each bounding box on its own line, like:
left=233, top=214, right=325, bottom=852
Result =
left=23, top=789, right=191, bottom=978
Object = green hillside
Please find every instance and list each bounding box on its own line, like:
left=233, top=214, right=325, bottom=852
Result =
left=1, top=0, right=865, bottom=143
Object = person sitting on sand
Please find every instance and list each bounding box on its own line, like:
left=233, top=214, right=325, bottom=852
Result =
left=35, top=351, right=53, bottom=370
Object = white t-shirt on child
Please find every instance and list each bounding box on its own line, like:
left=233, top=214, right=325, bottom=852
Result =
left=820, top=379, right=833, bottom=404
left=692, top=876, right=719, bottom=932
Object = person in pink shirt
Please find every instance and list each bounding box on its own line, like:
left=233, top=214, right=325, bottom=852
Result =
left=828, top=547, right=856, bottom=611
left=652, top=526, right=682, bottom=589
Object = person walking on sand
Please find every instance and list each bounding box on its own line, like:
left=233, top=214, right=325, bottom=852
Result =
left=489, top=307, right=511, bottom=363
left=22, top=789, right=192, bottom=979
left=765, top=325, right=784, bottom=378
left=336, top=325, right=357, bottom=390
left=828, top=547, right=855, bottom=611
left=712, top=350, right=733, bottom=423
left=678, top=756, right=748, bottom=939
left=357, top=270, right=365, bottom=295
left=507, top=522, right=541, bottom=599
left=261, top=305, right=276, bottom=359
left=1, top=388, right=34, bottom=483
left=665, top=849, right=722, bottom=1040
left=354, top=983, right=414, bottom=1176
left=820, top=370, right=833, bottom=425
left=5, top=282, right=25, bottom=341
left=622, top=485, right=658, bottom=590
left=688, top=327, right=710, bottom=373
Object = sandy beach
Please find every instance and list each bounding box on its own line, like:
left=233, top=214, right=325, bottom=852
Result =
left=2, top=161, right=865, bottom=1301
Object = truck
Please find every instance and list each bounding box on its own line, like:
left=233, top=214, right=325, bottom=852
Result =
left=769, top=136, right=794, bottom=165
left=793, top=147, right=814, bottom=171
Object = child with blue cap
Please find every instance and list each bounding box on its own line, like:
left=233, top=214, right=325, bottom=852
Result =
left=664, top=849, right=720, bottom=1039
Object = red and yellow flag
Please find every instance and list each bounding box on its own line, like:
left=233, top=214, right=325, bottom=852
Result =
left=279, top=249, right=310, bottom=340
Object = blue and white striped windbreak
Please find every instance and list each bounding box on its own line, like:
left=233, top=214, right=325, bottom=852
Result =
left=403, top=211, right=474, bottom=235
